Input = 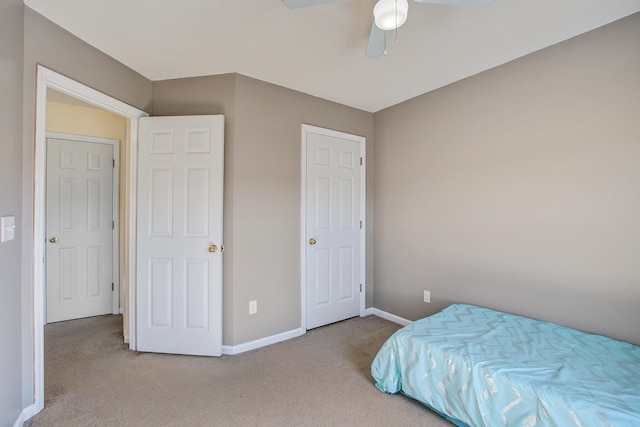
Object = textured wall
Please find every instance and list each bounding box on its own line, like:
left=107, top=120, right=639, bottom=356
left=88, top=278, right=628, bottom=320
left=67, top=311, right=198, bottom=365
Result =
left=373, top=13, right=640, bottom=344
left=0, top=0, right=25, bottom=424
left=46, top=100, right=128, bottom=141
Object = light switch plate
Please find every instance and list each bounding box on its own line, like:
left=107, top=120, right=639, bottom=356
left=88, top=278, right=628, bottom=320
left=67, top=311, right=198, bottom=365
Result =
left=1, top=216, right=16, bottom=242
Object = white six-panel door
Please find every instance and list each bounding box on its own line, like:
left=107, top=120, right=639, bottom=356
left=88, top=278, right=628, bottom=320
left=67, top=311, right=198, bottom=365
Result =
left=304, top=125, right=365, bottom=330
left=137, top=115, right=224, bottom=356
left=46, top=137, right=116, bottom=323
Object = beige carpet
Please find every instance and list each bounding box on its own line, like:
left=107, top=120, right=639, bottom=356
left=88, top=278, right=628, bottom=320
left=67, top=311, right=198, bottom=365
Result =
left=26, top=314, right=454, bottom=427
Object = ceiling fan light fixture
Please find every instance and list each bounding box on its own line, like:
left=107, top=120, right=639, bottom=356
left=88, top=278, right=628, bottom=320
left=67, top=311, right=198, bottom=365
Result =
left=374, top=0, right=409, bottom=31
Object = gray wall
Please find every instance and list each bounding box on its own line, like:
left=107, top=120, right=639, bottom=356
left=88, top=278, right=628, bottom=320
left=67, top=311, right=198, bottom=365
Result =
left=1, top=0, right=25, bottom=424
left=153, top=75, right=374, bottom=346
left=373, top=13, right=640, bottom=344
left=21, top=7, right=153, bottom=409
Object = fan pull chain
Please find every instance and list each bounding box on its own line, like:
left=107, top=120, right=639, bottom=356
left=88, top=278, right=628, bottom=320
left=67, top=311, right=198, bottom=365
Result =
left=384, top=31, right=388, bottom=56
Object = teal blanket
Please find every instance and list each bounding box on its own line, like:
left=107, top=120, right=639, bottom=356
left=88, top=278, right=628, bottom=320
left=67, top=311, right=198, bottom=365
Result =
left=371, top=304, right=640, bottom=426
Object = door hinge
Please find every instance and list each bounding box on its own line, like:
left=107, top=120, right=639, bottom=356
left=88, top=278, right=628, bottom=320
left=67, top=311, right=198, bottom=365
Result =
left=112, top=220, right=115, bottom=230
left=360, top=157, right=363, bottom=166
left=113, top=159, right=115, bottom=168
left=360, top=284, right=363, bottom=292
left=112, top=283, right=114, bottom=291
left=360, top=220, right=362, bottom=229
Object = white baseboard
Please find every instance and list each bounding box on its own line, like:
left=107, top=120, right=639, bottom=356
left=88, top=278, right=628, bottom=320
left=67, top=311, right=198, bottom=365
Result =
left=368, top=308, right=412, bottom=326
left=222, top=327, right=306, bottom=355
left=12, top=411, right=24, bottom=427
left=217, top=309, right=410, bottom=355
left=14, top=403, right=39, bottom=427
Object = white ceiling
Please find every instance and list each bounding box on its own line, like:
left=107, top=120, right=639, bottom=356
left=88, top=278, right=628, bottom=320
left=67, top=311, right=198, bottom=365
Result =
left=24, top=0, right=640, bottom=113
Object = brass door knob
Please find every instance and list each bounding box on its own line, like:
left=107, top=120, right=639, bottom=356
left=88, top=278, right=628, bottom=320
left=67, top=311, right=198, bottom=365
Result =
left=208, top=244, right=218, bottom=253
left=308, top=238, right=317, bottom=245
left=49, top=237, right=58, bottom=243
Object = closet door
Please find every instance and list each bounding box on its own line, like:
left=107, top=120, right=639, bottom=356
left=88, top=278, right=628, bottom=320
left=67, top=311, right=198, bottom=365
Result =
left=303, top=124, right=365, bottom=329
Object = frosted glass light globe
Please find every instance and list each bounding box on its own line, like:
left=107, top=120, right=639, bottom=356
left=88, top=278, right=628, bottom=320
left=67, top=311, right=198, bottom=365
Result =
left=374, top=0, right=409, bottom=31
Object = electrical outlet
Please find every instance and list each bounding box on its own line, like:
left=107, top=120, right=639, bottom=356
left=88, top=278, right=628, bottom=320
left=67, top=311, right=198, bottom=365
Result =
left=249, top=300, right=257, bottom=315
left=424, top=290, right=431, bottom=303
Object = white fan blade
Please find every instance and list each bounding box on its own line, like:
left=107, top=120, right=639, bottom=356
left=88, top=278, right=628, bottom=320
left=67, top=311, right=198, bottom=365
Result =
left=365, top=22, right=385, bottom=59
left=413, top=0, right=494, bottom=7
left=282, top=0, right=348, bottom=8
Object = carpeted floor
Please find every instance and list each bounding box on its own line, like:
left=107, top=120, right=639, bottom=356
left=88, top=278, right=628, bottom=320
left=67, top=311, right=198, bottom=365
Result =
left=25, top=314, right=454, bottom=426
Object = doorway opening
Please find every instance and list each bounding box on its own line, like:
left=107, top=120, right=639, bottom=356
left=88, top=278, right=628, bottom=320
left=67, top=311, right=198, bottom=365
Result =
left=32, top=65, right=148, bottom=416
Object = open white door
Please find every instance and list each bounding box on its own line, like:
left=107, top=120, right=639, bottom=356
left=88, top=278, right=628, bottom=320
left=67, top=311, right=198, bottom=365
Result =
left=137, top=115, right=224, bottom=356
left=303, top=125, right=365, bottom=330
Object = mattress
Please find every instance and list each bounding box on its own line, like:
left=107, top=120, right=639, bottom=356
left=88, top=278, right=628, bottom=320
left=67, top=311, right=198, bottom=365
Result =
left=371, top=304, right=640, bottom=426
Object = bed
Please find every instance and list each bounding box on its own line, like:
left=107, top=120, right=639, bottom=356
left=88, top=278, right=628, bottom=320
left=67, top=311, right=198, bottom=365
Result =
left=371, top=304, right=640, bottom=427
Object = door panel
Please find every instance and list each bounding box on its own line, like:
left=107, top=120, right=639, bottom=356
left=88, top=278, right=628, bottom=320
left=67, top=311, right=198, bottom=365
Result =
left=185, top=260, right=209, bottom=329
left=305, top=126, right=364, bottom=329
left=185, top=167, right=210, bottom=237
left=137, top=115, right=224, bottom=357
left=149, top=168, right=173, bottom=236
left=338, top=246, right=355, bottom=300
left=46, top=138, right=114, bottom=323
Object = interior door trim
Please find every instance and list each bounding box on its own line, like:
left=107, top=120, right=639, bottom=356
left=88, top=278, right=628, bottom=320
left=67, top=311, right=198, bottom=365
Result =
left=31, top=65, right=148, bottom=418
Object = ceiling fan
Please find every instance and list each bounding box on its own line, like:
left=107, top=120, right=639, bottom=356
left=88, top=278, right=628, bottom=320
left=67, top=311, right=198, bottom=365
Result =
left=283, top=0, right=495, bottom=58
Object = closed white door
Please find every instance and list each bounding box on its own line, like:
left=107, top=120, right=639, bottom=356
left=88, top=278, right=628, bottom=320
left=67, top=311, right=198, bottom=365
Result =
left=304, top=125, right=365, bottom=329
left=46, top=137, right=115, bottom=323
left=137, top=115, right=224, bottom=356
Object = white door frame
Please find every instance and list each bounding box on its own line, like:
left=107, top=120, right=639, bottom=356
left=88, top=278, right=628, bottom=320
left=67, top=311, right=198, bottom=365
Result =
left=300, top=124, right=366, bottom=330
left=45, top=132, right=121, bottom=320
left=31, top=65, right=148, bottom=417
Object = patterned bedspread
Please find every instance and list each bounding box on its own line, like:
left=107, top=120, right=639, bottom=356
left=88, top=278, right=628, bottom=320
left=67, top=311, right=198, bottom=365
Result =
left=371, top=304, right=640, bottom=426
